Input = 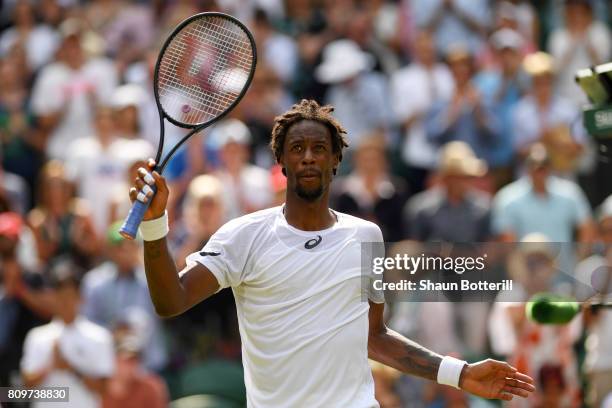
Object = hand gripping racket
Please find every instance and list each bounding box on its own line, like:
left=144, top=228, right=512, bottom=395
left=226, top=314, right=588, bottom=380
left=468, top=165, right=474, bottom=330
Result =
left=120, top=12, right=257, bottom=239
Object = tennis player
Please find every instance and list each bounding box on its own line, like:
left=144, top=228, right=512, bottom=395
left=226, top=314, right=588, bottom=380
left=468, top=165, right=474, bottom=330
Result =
left=130, top=99, right=535, bottom=407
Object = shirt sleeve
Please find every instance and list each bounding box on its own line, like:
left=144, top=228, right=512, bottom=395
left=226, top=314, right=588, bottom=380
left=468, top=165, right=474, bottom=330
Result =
left=491, top=190, right=514, bottom=235
left=185, top=218, right=253, bottom=291
left=88, top=330, right=116, bottom=378
left=361, top=222, right=386, bottom=304
left=21, top=329, right=49, bottom=374
left=571, top=184, right=592, bottom=225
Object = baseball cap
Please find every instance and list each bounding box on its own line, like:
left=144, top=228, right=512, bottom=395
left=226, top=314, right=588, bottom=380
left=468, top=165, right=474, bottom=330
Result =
left=0, top=212, right=22, bottom=240
left=490, top=28, right=524, bottom=51
left=211, top=119, right=251, bottom=148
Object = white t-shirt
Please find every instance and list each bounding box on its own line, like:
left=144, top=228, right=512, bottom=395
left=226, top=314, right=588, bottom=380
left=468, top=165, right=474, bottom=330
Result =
left=30, top=59, right=118, bottom=160
left=65, top=136, right=154, bottom=234
left=21, top=317, right=115, bottom=408
left=186, top=206, right=384, bottom=408
left=390, top=63, right=454, bottom=169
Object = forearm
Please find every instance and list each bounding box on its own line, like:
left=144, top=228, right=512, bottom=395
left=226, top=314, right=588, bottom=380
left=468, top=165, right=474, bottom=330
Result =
left=369, top=327, right=442, bottom=382
left=22, top=368, right=51, bottom=388
left=143, top=237, right=187, bottom=317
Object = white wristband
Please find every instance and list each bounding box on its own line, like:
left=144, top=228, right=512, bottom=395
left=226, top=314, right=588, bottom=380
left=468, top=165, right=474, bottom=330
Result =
left=437, top=355, right=467, bottom=389
left=139, top=211, right=169, bottom=241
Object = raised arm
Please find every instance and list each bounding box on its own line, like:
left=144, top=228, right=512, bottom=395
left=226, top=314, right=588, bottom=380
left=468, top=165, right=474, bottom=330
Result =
left=367, top=302, right=535, bottom=401
left=130, top=159, right=220, bottom=318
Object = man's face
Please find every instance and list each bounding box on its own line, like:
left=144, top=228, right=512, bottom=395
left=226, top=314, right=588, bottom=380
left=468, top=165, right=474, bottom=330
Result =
left=281, top=120, right=338, bottom=202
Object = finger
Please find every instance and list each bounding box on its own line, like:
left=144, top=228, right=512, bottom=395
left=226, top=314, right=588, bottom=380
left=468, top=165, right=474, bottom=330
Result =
left=142, top=184, right=154, bottom=198
left=502, top=386, right=530, bottom=398
left=147, top=158, right=156, bottom=170
left=138, top=168, right=155, bottom=186
left=129, top=187, right=138, bottom=203
left=505, top=377, right=536, bottom=392
left=499, top=392, right=514, bottom=401
left=510, top=372, right=535, bottom=385
left=136, top=191, right=149, bottom=203
left=151, top=170, right=168, bottom=193
left=134, top=177, right=146, bottom=192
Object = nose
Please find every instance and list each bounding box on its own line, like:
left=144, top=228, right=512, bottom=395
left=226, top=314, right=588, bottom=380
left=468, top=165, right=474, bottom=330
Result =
left=302, top=146, right=315, bottom=164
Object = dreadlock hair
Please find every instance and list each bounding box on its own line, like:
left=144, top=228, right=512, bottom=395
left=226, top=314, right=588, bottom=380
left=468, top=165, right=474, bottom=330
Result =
left=269, top=99, right=349, bottom=174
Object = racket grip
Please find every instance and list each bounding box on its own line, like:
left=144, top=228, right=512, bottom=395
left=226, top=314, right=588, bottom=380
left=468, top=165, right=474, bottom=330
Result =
left=119, top=185, right=158, bottom=240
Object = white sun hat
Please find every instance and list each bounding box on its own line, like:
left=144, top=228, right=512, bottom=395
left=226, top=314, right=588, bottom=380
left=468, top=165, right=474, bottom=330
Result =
left=315, top=39, right=374, bottom=84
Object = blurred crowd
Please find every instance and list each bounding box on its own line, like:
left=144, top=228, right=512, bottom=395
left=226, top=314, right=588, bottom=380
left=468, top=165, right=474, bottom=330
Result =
left=1, top=0, right=612, bottom=407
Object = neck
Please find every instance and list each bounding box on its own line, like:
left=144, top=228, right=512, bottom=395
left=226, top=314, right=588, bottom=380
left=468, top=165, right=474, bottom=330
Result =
left=284, top=192, right=335, bottom=231
left=60, top=313, right=78, bottom=325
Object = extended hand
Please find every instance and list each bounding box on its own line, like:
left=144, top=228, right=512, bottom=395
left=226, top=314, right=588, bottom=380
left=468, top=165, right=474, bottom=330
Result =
left=459, top=359, right=535, bottom=401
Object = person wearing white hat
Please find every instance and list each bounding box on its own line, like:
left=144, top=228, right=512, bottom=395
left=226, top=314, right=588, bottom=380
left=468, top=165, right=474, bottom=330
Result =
left=21, top=257, right=115, bottom=408
left=315, top=39, right=392, bottom=157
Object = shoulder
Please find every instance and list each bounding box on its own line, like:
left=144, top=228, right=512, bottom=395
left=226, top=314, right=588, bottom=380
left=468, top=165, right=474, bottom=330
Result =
left=77, top=318, right=113, bottom=344
left=335, top=211, right=383, bottom=242
left=216, top=206, right=280, bottom=236
left=548, top=177, right=586, bottom=200
left=494, top=179, right=529, bottom=207
left=26, top=321, right=60, bottom=342
left=407, top=188, right=444, bottom=214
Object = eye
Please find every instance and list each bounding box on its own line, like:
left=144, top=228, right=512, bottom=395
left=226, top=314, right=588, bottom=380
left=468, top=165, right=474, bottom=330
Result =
left=314, top=144, right=327, bottom=152
left=291, top=144, right=303, bottom=153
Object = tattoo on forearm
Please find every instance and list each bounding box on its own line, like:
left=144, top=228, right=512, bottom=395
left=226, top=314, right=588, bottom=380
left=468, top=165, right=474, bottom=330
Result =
left=396, top=339, right=442, bottom=381
left=371, top=328, right=442, bottom=382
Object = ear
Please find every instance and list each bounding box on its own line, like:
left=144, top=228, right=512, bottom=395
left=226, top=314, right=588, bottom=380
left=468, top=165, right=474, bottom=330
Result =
left=282, top=167, right=287, bottom=176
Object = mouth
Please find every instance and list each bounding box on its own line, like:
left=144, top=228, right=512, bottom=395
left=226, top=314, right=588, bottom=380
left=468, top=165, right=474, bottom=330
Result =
left=297, top=170, right=322, bottom=181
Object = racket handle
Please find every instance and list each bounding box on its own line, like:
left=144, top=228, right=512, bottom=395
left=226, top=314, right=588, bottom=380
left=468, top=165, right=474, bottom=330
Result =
left=119, top=185, right=158, bottom=240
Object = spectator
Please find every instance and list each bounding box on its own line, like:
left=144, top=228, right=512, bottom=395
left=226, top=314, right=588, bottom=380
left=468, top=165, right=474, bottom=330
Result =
left=315, top=39, right=392, bottom=160
left=405, top=141, right=491, bottom=243
left=211, top=118, right=272, bottom=221
left=390, top=30, right=454, bottom=193
left=474, top=28, right=527, bottom=187
left=494, top=1, right=538, bottom=54
left=0, top=55, right=45, bottom=199
left=426, top=45, right=502, bottom=168
left=488, top=235, right=581, bottom=408
left=21, top=256, right=115, bottom=408
left=30, top=19, right=118, bottom=160
left=251, top=8, right=298, bottom=84
left=548, top=0, right=611, bottom=107
left=65, top=103, right=154, bottom=234
left=171, top=174, right=226, bottom=269
left=27, top=161, right=99, bottom=268
left=492, top=143, right=594, bottom=243
left=0, top=0, right=60, bottom=70
left=0, top=212, right=50, bottom=386
left=81, top=222, right=167, bottom=372
left=403, top=141, right=491, bottom=355
left=102, top=334, right=168, bottom=408
left=410, top=0, right=491, bottom=55
left=512, top=52, right=584, bottom=177
left=333, top=135, right=408, bottom=242
left=576, top=194, right=612, bottom=408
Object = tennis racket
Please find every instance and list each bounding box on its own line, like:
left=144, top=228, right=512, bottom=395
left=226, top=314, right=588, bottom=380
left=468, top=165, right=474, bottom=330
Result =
left=120, top=12, right=257, bottom=239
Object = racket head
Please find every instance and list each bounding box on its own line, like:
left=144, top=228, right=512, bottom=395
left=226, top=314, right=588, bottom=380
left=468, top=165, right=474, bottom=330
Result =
left=153, top=12, right=257, bottom=129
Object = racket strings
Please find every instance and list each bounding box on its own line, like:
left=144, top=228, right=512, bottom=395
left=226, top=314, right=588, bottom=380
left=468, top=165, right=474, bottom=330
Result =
left=157, top=15, right=254, bottom=126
